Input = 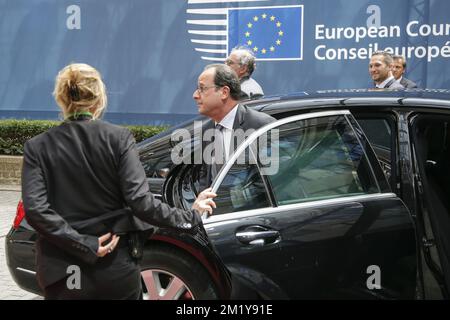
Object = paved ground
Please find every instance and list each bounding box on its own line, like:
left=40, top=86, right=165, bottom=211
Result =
left=0, top=185, right=41, bottom=300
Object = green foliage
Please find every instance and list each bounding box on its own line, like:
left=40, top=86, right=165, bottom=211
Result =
left=0, top=120, right=59, bottom=155
left=126, top=125, right=169, bottom=144
left=0, top=119, right=168, bottom=155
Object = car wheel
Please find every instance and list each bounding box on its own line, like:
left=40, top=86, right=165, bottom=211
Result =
left=140, top=246, right=218, bottom=300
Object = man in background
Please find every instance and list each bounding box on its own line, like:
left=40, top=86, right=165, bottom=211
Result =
left=392, top=55, right=418, bottom=88
left=369, top=51, right=404, bottom=89
left=225, top=47, right=264, bottom=99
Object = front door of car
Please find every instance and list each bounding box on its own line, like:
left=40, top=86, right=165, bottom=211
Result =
left=204, top=110, right=417, bottom=299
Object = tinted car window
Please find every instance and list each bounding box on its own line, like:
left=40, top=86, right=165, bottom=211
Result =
left=141, top=149, right=173, bottom=178
left=264, top=116, right=379, bottom=205
left=355, top=116, right=395, bottom=188
left=214, top=161, right=270, bottom=215
left=357, top=118, right=392, bottom=150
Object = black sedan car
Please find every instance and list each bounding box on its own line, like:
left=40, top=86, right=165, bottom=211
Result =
left=6, top=89, right=450, bottom=299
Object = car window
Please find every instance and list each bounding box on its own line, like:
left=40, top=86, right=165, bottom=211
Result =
left=356, top=118, right=392, bottom=150
left=214, top=149, right=271, bottom=215
left=140, top=146, right=174, bottom=194
left=355, top=116, right=395, bottom=190
left=141, top=149, right=173, bottom=178
left=262, top=115, right=379, bottom=206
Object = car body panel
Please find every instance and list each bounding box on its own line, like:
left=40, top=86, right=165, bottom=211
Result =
left=204, top=194, right=416, bottom=299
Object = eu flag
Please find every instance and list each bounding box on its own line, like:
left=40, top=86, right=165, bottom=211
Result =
left=228, top=5, right=303, bottom=60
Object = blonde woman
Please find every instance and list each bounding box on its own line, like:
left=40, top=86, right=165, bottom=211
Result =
left=22, top=63, right=216, bottom=299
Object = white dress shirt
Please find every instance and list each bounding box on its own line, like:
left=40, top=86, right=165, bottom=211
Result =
left=215, top=104, right=238, bottom=161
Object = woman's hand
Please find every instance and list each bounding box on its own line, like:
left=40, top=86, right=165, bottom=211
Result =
left=191, top=188, right=217, bottom=217
left=96, top=233, right=120, bottom=257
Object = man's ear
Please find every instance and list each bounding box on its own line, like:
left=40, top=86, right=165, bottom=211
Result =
left=221, top=85, right=231, bottom=99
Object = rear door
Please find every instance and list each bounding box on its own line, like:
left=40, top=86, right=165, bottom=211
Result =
left=204, top=110, right=417, bottom=299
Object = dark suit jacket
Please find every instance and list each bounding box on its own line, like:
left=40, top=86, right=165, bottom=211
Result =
left=202, top=104, right=276, bottom=184
left=203, top=104, right=275, bottom=137
left=400, top=77, right=418, bottom=89
left=233, top=104, right=276, bottom=131
left=22, top=117, right=201, bottom=288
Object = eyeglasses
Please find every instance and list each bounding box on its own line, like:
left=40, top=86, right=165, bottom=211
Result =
left=196, top=85, right=219, bottom=94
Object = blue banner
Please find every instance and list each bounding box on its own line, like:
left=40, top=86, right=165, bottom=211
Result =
left=0, top=0, right=449, bottom=125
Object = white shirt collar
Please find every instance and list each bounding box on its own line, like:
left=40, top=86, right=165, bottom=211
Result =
left=376, top=76, right=395, bottom=88
left=216, top=104, right=238, bottom=130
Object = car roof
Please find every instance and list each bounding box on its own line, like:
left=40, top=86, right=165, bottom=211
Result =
left=246, top=89, right=450, bottom=114
left=138, top=88, right=450, bottom=148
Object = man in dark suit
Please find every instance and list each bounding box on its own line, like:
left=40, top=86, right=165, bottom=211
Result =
left=392, top=55, right=418, bottom=88
left=192, top=64, right=275, bottom=183
left=369, top=51, right=404, bottom=89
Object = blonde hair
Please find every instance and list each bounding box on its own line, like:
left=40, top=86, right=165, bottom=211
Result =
left=53, top=63, right=107, bottom=120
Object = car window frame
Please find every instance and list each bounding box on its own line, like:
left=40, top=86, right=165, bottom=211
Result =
left=206, top=110, right=387, bottom=223
left=352, top=111, right=398, bottom=194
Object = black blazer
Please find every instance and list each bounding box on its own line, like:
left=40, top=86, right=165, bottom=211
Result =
left=22, top=117, right=201, bottom=288
left=201, top=104, right=276, bottom=184
left=232, top=104, right=276, bottom=131
left=202, top=104, right=276, bottom=140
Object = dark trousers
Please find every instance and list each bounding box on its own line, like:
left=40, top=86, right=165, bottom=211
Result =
left=44, top=247, right=142, bottom=300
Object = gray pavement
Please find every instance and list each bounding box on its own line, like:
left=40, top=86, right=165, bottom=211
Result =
left=0, top=185, right=41, bottom=300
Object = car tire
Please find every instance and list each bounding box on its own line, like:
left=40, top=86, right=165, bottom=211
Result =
left=140, top=245, right=219, bottom=300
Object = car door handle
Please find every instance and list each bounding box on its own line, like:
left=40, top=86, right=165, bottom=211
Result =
left=236, top=227, right=281, bottom=245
